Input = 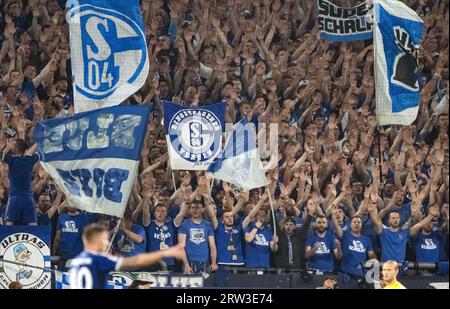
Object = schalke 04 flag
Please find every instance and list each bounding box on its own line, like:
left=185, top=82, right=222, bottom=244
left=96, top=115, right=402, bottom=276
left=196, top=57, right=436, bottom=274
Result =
left=317, top=0, right=373, bottom=42
left=0, top=226, right=51, bottom=289
left=374, top=0, right=423, bottom=125
left=66, top=0, right=149, bottom=113
left=207, top=118, right=266, bottom=192
left=164, top=101, right=226, bottom=170
left=33, top=105, right=150, bottom=217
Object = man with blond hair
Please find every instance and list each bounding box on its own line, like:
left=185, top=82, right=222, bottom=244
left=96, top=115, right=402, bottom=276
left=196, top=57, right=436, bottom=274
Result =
left=382, top=260, right=406, bottom=289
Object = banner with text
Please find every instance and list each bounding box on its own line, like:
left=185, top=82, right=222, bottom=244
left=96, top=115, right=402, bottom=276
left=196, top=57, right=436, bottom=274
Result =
left=33, top=105, right=150, bottom=217
left=317, top=0, right=373, bottom=42
left=0, top=226, right=51, bottom=289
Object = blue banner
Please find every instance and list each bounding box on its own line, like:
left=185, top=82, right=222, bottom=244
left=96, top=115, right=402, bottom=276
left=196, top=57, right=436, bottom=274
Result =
left=33, top=105, right=150, bottom=217
left=164, top=102, right=226, bottom=170
left=0, top=226, right=51, bottom=289
left=317, top=0, right=373, bottom=42
left=66, top=0, right=149, bottom=113
left=374, top=0, right=423, bottom=125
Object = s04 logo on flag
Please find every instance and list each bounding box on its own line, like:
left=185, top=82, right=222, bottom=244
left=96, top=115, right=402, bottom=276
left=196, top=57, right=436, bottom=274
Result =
left=164, top=102, right=226, bottom=170
left=66, top=0, right=149, bottom=113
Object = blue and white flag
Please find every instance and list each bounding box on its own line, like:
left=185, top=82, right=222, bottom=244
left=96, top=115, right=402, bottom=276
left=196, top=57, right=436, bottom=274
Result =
left=66, top=0, right=149, bottom=113
left=0, top=226, right=51, bottom=289
left=33, top=105, right=150, bottom=217
left=317, top=0, right=373, bottom=42
left=374, top=0, right=423, bottom=125
left=207, top=118, right=265, bottom=192
left=164, top=102, right=226, bottom=170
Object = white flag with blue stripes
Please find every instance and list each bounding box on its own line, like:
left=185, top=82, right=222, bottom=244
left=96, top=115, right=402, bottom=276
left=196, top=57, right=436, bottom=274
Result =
left=207, top=118, right=265, bottom=192
left=33, top=105, right=150, bottom=217
left=66, top=0, right=149, bottom=113
left=374, top=0, right=424, bottom=125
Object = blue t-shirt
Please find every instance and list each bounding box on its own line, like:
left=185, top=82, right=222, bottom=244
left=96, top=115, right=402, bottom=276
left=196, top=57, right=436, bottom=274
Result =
left=179, top=219, right=214, bottom=263
left=4, top=153, right=40, bottom=195
left=244, top=222, right=273, bottom=268
left=306, top=231, right=337, bottom=272
left=147, top=219, right=177, bottom=265
left=340, top=231, right=373, bottom=276
left=57, top=212, right=92, bottom=259
left=360, top=215, right=378, bottom=250
left=68, top=251, right=122, bottom=289
left=379, top=227, right=410, bottom=262
left=38, top=212, right=51, bottom=225
left=114, top=224, right=147, bottom=257
left=414, top=230, right=441, bottom=263
left=215, top=222, right=244, bottom=265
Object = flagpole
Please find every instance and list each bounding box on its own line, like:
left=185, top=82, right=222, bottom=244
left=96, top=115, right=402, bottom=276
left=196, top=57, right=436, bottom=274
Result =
left=265, top=181, right=277, bottom=236
left=171, top=171, right=177, bottom=191
left=106, top=218, right=122, bottom=254
left=377, top=126, right=384, bottom=200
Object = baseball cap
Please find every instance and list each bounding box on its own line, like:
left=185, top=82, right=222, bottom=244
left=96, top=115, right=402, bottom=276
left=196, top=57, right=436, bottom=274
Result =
left=13, top=244, right=28, bottom=257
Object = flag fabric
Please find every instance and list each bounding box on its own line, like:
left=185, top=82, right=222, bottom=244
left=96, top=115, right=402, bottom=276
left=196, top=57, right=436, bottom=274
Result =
left=207, top=118, right=266, bottom=192
left=374, top=0, right=424, bottom=125
left=55, top=271, right=127, bottom=289
left=0, top=226, right=51, bottom=289
left=33, top=105, right=150, bottom=217
left=317, top=0, right=373, bottom=42
left=164, top=101, right=227, bottom=170
left=66, top=0, right=149, bottom=113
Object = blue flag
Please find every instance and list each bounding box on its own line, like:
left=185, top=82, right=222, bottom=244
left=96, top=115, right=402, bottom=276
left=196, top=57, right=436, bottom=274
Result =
left=66, top=0, right=149, bottom=113
left=207, top=118, right=266, bottom=192
left=0, top=226, right=51, bottom=289
left=33, top=105, right=150, bottom=217
left=374, top=0, right=423, bottom=125
left=164, top=101, right=226, bottom=170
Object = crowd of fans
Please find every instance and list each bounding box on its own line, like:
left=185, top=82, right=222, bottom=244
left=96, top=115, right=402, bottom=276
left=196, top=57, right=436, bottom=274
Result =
left=0, top=0, right=448, bottom=285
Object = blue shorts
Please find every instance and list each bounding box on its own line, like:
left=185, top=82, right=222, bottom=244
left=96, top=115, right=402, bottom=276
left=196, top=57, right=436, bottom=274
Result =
left=4, top=195, right=37, bottom=224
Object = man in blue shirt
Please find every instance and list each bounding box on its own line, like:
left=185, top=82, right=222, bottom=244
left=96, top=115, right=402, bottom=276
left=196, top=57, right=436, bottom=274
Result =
left=146, top=204, right=177, bottom=270
left=178, top=199, right=218, bottom=274
left=331, top=208, right=376, bottom=280
left=113, top=214, right=146, bottom=257
left=68, top=223, right=184, bottom=289
left=244, top=197, right=279, bottom=269
left=1, top=139, right=39, bottom=225
left=370, top=203, right=439, bottom=263
left=210, top=193, right=267, bottom=267
left=305, top=215, right=342, bottom=273
left=54, top=207, right=93, bottom=270
left=410, top=206, right=444, bottom=263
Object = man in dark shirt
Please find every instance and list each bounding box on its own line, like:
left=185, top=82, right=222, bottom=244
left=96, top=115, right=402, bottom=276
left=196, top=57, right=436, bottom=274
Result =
left=1, top=139, right=39, bottom=225
left=274, top=211, right=313, bottom=270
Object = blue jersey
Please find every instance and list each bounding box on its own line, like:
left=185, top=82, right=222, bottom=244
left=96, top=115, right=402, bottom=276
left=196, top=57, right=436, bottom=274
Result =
left=379, top=227, right=410, bottom=262
left=340, top=231, right=373, bottom=276
left=215, top=222, right=244, bottom=265
left=147, top=219, right=177, bottom=265
left=414, top=231, right=441, bottom=263
left=244, top=222, right=273, bottom=268
left=68, top=251, right=123, bottom=289
left=179, top=219, right=214, bottom=263
left=114, top=224, right=147, bottom=257
left=4, top=153, right=40, bottom=195
left=57, top=212, right=92, bottom=259
left=360, top=215, right=378, bottom=250
left=306, top=231, right=337, bottom=272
